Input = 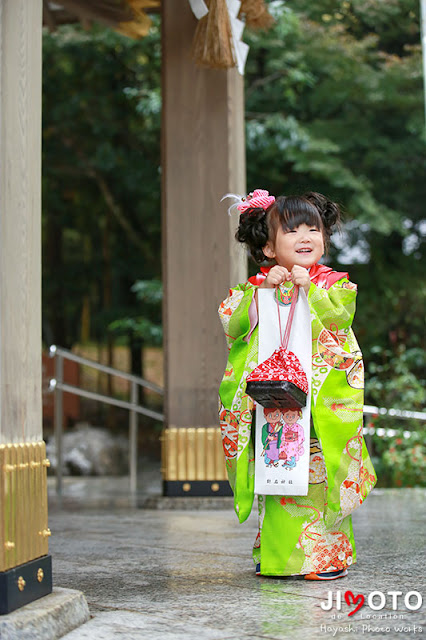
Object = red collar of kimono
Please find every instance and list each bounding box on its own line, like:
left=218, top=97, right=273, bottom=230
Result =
left=248, top=263, right=348, bottom=290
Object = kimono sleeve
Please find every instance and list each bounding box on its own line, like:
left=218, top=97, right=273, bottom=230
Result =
left=218, top=282, right=258, bottom=523
left=308, top=277, right=358, bottom=331
left=218, top=282, right=258, bottom=350
left=308, top=277, right=376, bottom=527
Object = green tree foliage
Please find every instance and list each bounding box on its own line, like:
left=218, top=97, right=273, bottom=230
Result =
left=245, top=0, right=425, bottom=409
left=371, top=428, right=425, bottom=488
left=108, top=279, right=163, bottom=379
left=109, top=279, right=163, bottom=348
left=42, top=4, right=425, bottom=414
left=42, top=22, right=161, bottom=349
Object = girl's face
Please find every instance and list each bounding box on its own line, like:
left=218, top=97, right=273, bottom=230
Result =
left=263, top=223, right=324, bottom=271
left=283, top=409, right=300, bottom=424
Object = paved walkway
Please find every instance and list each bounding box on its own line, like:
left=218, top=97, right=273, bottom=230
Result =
left=46, top=486, right=425, bottom=639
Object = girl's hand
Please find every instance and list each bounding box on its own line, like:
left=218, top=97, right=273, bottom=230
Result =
left=260, top=265, right=290, bottom=289
left=291, top=266, right=311, bottom=295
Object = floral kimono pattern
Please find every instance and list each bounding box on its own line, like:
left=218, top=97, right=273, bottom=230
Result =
left=218, top=266, right=376, bottom=576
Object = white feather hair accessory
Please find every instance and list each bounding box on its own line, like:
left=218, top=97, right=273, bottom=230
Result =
left=220, top=193, right=247, bottom=216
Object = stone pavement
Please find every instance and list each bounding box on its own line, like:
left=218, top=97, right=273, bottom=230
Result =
left=44, top=486, right=425, bottom=640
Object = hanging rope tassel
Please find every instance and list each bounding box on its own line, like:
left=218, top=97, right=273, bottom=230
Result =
left=238, top=0, right=274, bottom=29
left=192, top=0, right=236, bottom=69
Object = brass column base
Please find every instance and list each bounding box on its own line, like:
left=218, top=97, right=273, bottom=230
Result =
left=0, top=554, right=52, bottom=615
left=163, top=480, right=232, bottom=497
left=0, top=442, right=50, bottom=572
left=162, top=427, right=231, bottom=497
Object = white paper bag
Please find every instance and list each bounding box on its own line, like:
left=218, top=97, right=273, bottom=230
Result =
left=254, top=286, right=312, bottom=496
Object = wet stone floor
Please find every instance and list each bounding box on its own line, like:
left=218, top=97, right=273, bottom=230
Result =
left=47, top=488, right=425, bottom=640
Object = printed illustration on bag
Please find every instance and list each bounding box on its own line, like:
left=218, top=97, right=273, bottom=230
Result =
left=261, top=408, right=284, bottom=467
left=279, top=408, right=305, bottom=469
left=261, top=407, right=305, bottom=470
left=276, top=283, right=297, bottom=306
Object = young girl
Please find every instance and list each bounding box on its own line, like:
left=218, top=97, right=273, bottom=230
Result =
left=218, top=189, right=376, bottom=580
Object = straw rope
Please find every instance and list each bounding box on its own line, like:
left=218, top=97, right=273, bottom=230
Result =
left=238, top=0, right=274, bottom=29
left=192, top=0, right=236, bottom=69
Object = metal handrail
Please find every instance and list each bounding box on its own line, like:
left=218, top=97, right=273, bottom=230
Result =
left=49, top=345, right=163, bottom=394
left=48, top=380, right=163, bottom=422
left=362, top=405, right=425, bottom=442
left=363, top=405, right=426, bottom=422
left=48, top=344, right=164, bottom=498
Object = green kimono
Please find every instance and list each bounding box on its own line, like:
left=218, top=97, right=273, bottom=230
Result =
left=218, top=270, right=376, bottom=576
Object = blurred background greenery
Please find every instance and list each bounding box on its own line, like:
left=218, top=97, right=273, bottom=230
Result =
left=41, top=0, right=425, bottom=485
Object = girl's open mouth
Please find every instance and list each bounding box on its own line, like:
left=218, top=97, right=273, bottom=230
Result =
left=296, top=248, right=312, bottom=253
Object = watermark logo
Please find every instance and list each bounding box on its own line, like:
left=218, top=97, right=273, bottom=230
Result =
left=321, top=590, right=422, bottom=617
left=319, top=590, right=423, bottom=635
left=343, top=591, right=364, bottom=616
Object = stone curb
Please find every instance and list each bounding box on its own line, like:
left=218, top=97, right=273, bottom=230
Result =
left=0, top=587, right=90, bottom=640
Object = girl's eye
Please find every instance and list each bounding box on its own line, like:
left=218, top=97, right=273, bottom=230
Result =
left=310, top=228, right=319, bottom=232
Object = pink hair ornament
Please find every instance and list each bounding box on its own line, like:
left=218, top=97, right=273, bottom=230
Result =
left=221, top=189, right=276, bottom=216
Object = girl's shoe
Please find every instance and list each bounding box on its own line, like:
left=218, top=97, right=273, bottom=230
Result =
left=304, top=568, right=348, bottom=581
left=255, top=563, right=261, bottom=576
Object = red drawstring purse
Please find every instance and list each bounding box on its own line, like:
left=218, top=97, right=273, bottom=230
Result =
left=245, top=285, right=309, bottom=409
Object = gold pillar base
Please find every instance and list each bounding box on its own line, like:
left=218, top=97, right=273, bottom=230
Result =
left=0, top=442, right=50, bottom=572
left=161, top=427, right=231, bottom=496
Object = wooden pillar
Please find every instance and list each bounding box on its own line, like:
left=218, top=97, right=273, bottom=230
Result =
left=0, top=0, right=52, bottom=613
left=161, top=1, right=247, bottom=496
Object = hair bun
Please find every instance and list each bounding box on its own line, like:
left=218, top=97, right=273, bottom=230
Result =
left=235, top=208, right=269, bottom=263
left=304, top=192, right=341, bottom=235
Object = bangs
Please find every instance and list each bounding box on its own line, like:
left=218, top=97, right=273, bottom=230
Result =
left=268, top=196, right=323, bottom=240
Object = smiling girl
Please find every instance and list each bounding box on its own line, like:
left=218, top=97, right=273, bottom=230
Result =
left=218, top=189, right=376, bottom=580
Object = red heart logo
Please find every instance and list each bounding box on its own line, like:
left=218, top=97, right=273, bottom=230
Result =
left=345, top=590, right=365, bottom=616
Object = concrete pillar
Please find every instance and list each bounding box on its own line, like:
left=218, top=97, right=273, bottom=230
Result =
left=161, top=0, right=247, bottom=496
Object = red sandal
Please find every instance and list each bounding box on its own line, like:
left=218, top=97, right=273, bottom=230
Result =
left=304, top=568, right=348, bottom=580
